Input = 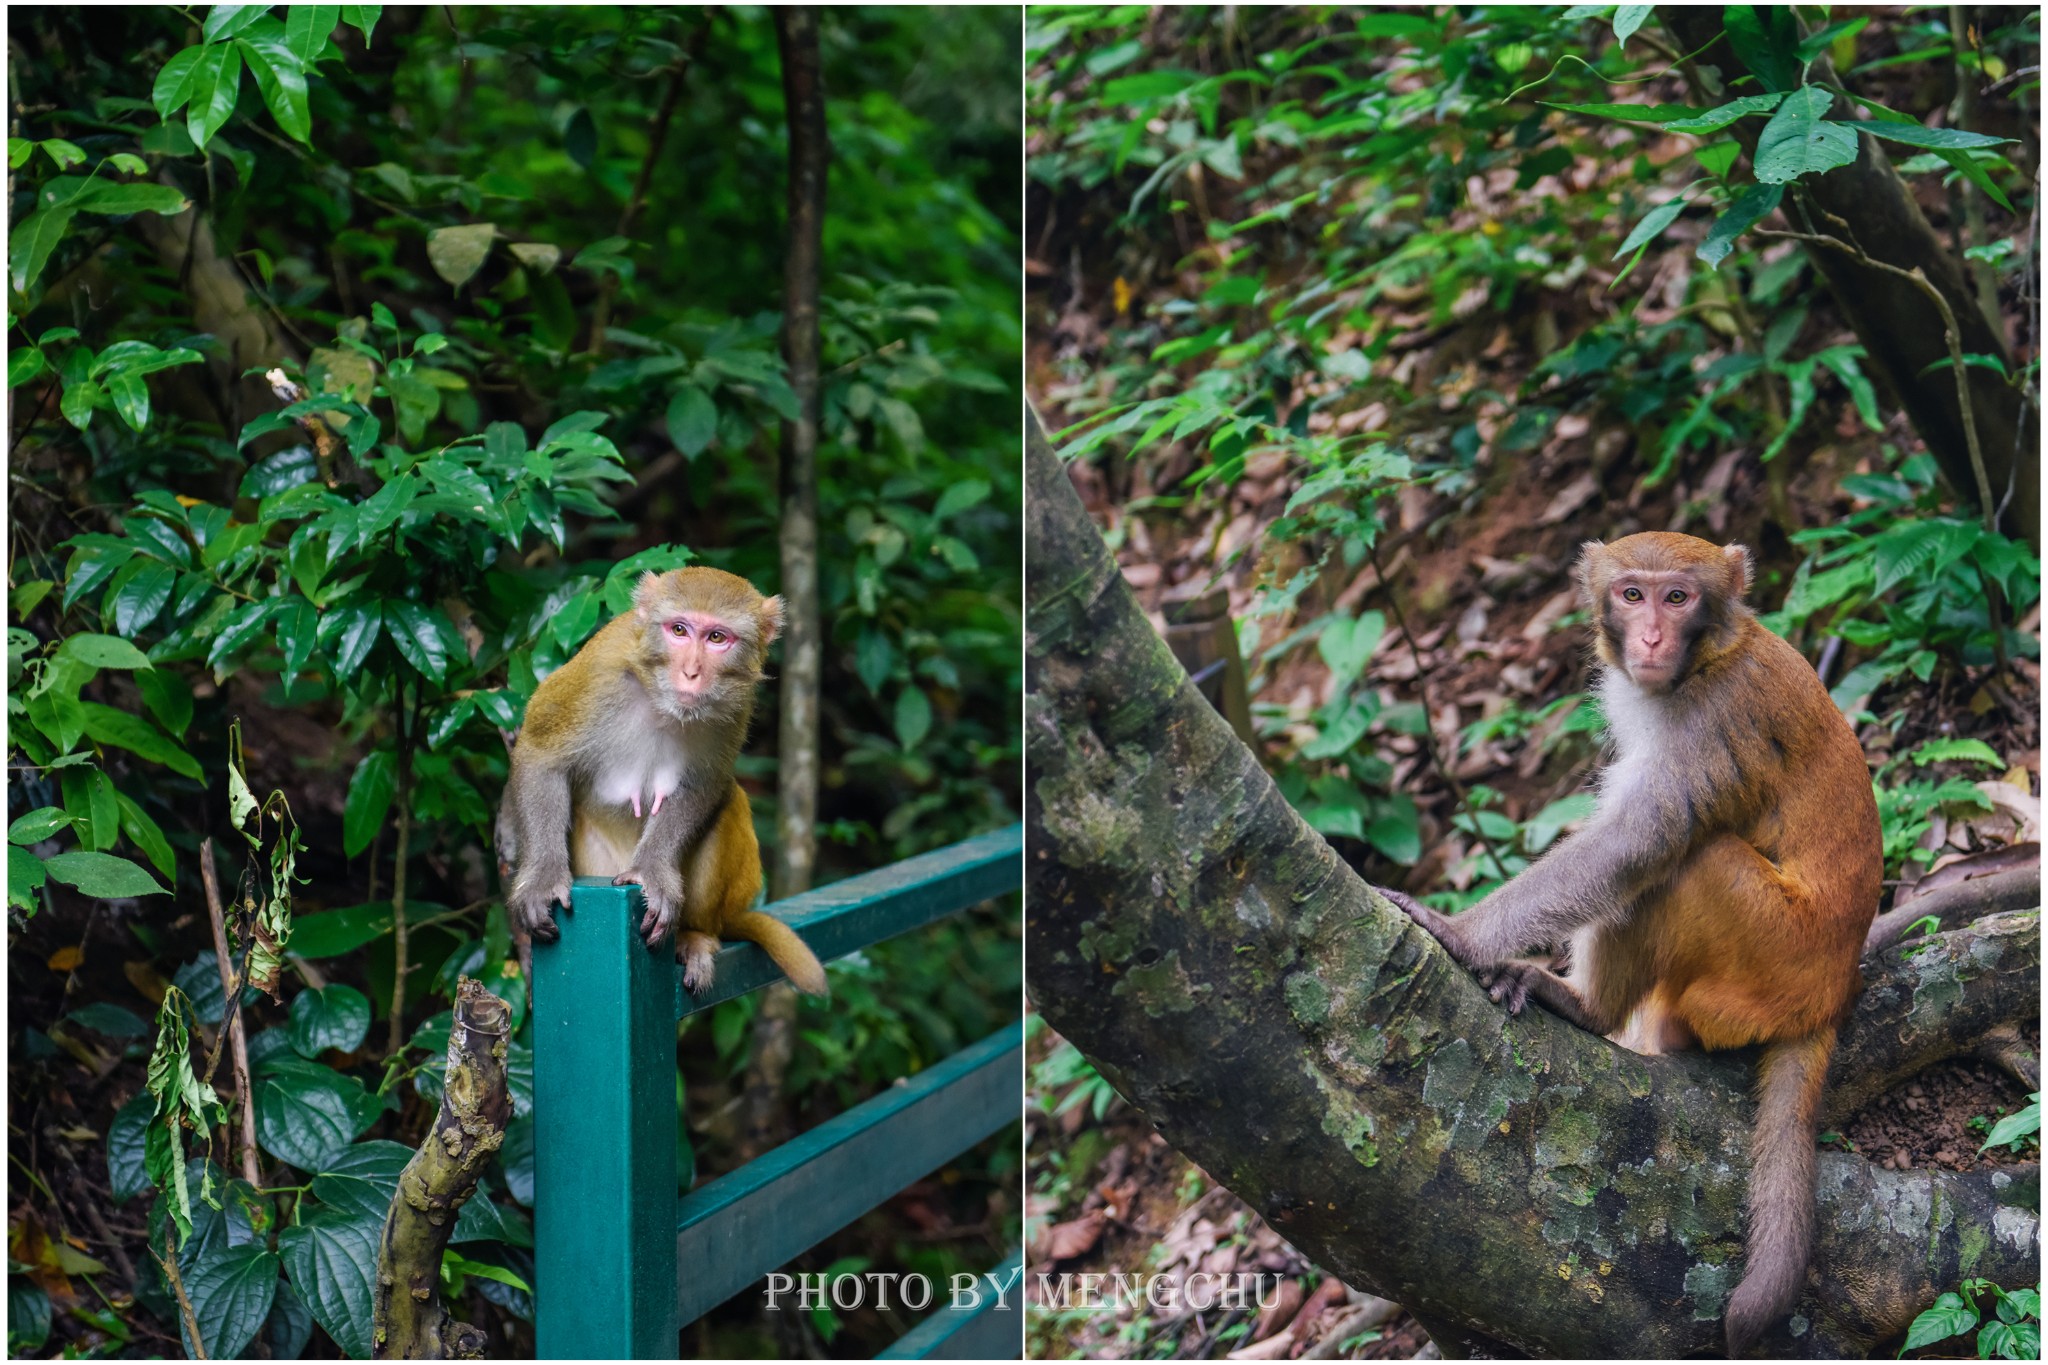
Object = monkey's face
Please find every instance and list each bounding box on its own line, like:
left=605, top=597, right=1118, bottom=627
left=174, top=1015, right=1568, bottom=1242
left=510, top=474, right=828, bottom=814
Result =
left=650, top=610, right=754, bottom=712
left=1599, top=570, right=1710, bottom=692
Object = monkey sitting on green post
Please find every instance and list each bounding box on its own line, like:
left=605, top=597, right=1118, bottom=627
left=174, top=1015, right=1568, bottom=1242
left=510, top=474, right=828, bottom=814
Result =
left=496, top=567, right=827, bottom=998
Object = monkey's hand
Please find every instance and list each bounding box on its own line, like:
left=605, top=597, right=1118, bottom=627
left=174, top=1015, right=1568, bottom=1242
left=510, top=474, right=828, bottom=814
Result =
left=509, top=865, right=572, bottom=943
left=1380, top=885, right=1491, bottom=973
left=1475, top=960, right=1541, bottom=1015
left=613, top=862, right=684, bottom=948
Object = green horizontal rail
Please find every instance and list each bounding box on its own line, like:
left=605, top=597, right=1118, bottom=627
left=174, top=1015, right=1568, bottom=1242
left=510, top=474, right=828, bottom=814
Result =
left=673, top=1021, right=1024, bottom=1326
left=876, top=1249, right=1025, bottom=1359
left=677, top=823, right=1022, bottom=1016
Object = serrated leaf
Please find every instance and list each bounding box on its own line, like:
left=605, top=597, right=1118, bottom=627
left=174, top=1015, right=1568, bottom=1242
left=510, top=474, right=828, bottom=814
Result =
left=427, top=223, right=496, bottom=288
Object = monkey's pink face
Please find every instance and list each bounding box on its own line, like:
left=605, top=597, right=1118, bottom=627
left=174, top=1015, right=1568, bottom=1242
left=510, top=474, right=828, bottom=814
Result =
left=658, top=611, right=746, bottom=702
left=1603, top=572, right=1704, bottom=691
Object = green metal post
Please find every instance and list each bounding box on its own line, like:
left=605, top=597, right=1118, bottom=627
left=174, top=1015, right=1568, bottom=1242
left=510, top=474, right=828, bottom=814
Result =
left=532, top=878, right=680, bottom=1359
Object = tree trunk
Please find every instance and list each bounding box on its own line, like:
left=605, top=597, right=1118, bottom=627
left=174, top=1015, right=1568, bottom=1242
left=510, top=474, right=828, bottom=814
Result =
left=748, top=5, right=830, bottom=1164
left=373, top=979, right=507, bottom=1360
left=1023, top=411, right=2039, bottom=1358
left=1660, top=5, right=2037, bottom=547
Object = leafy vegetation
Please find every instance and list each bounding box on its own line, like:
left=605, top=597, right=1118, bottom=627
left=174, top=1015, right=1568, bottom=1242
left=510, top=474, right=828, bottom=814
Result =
left=10, top=6, right=1020, bottom=1358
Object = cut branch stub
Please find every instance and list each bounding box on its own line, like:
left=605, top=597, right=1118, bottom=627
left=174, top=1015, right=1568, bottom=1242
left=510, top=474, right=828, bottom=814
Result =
left=373, top=977, right=509, bottom=1360
left=1023, top=410, right=2039, bottom=1358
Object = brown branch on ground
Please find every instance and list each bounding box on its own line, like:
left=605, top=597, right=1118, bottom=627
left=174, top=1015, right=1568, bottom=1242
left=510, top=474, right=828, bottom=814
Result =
left=372, top=978, right=508, bottom=1360
left=1865, top=864, right=2040, bottom=953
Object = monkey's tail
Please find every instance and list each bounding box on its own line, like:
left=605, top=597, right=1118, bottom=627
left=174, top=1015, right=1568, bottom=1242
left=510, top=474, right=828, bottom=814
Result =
left=1724, top=1029, right=1834, bottom=1357
left=730, top=910, right=829, bottom=998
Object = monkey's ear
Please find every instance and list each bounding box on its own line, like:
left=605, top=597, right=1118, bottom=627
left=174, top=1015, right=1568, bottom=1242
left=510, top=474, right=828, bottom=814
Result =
left=1723, top=543, right=1754, bottom=598
left=632, top=570, right=665, bottom=620
left=1573, top=540, right=1607, bottom=587
left=758, top=595, right=785, bottom=646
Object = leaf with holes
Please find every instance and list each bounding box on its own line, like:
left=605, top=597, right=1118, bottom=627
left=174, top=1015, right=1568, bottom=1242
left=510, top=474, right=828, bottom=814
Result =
left=1753, top=87, right=1857, bottom=184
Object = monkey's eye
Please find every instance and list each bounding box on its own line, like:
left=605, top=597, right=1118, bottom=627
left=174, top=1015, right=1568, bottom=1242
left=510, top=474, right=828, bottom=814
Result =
left=708, top=630, right=728, bottom=645
left=1666, top=589, right=1688, bottom=605
left=1621, top=587, right=1643, bottom=603
left=670, top=621, right=687, bottom=637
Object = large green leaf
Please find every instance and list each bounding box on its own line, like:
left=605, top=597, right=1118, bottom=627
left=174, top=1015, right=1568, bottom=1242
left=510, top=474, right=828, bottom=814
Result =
left=283, top=5, right=340, bottom=67
left=186, top=42, right=244, bottom=150
left=237, top=33, right=310, bottom=142
left=256, top=1068, right=364, bottom=1171
left=277, top=1210, right=379, bottom=1359
left=1661, top=91, right=1787, bottom=134
left=110, top=560, right=177, bottom=635
left=42, top=851, right=167, bottom=898
left=318, top=599, right=383, bottom=675
left=177, top=1243, right=280, bottom=1361
left=307, top=1140, right=410, bottom=1221
left=384, top=600, right=456, bottom=681
left=664, top=383, right=717, bottom=457
left=341, top=751, right=395, bottom=858
left=8, top=205, right=73, bottom=296
left=80, top=702, right=201, bottom=780
left=288, top=984, right=372, bottom=1057
left=1753, top=86, right=1857, bottom=184
left=1724, top=3, right=1802, bottom=92
left=152, top=44, right=206, bottom=118
left=107, top=1092, right=154, bottom=1202
left=71, top=182, right=190, bottom=217
left=290, top=902, right=395, bottom=958
left=57, top=631, right=153, bottom=671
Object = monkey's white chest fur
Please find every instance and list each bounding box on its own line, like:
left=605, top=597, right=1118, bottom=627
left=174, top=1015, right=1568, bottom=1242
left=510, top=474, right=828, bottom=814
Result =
left=1593, top=671, right=1670, bottom=812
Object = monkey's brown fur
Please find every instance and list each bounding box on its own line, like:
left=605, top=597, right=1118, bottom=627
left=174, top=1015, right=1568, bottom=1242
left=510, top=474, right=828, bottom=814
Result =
left=501, top=567, right=827, bottom=998
left=1399, top=532, right=1879, bottom=1356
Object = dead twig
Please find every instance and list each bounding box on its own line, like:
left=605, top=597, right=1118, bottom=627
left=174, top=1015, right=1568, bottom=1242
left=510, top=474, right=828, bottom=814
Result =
left=200, top=837, right=262, bottom=1187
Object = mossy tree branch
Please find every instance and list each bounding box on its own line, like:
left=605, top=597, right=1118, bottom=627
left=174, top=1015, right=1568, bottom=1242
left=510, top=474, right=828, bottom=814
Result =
left=1023, top=412, right=2038, bottom=1358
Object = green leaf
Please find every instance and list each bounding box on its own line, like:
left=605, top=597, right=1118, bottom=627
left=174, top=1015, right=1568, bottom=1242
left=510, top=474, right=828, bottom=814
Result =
left=1613, top=195, right=1689, bottom=259
left=664, top=383, right=717, bottom=457
left=1724, top=3, right=1802, bottom=92
left=1861, top=121, right=2014, bottom=152
left=42, top=850, right=168, bottom=898
left=8, top=1279, right=50, bottom=1355
left=9, top=206, right=74, bottom=296
left=451, top=1192, right=533, bottom=1249
left=1698, top=183, right=1783, bottom=269
left=894, top=686, right=932, bottom=750
left=427, top=223, right=496, bottom=288
left=256, top=1068, right=366, bottom=1171
left=70, top=181, right=190, bottom=216
left=9, top=346, right=49, bottom=387
left=39, top=138, right=86, bottom=170
left=1873, top=519, right=1980, bottom=597
left=111, top=560, right=178, bottom=636
left=284, top=5, right=339, bottom=65
left=933, top=479, right=992, bottom=520
left=107, top=1093, right=154, bottom=1203
left=153, top=44, right=206, bottom=119
left=9, top=846, right=47, bottom=911
left=57, top=630, right=155, bottom=672
left=238, top=34, right=311, bottom=143
left=186, top=42, right=243, bottom=150
left=66, top=1001, right=153, bottom=1037
left=1540, top=100, right=1702, bottom=124
left=288, top=985, right=372, bottom=1057
left=290, top=903, right=395, bottom=959
left=1977, top=1098, right=2040, bottom=1151
left=307, top=1140, right=409, bottom=1220
left=278, top=1210, right=378, bottom=1359
left=9, top=807, right=73, bottom=844
left=1753, top=86, right=1857, bottom=185
left=384, top=600, right=454, bottom=681
left=342, top=752, right=396, bottom=858
left=1902, top=1292, right=1980, bottom=1352
left=203, top=5, right=270, bottom=41
left=1318, top=611, right=1385, bottom=687
left=1661, top=92, right=1787, bottom=133
left=139, top=667, right=196, bottom=738
left=107, top=371, right=150, bottom=431
left=177, top=1242, right=279, bottom=1360
left=319, top=600, right=383, bottom=676
left=340, top=3, right=381, bottom=45
left=1611, top=5, right=1651, bottom=47
left=115, top=792, right=176, bottom=882
left=59, top=377, right=101, bottom=430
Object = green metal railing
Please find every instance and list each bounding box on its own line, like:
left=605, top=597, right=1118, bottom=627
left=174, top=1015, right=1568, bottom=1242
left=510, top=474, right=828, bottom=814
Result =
left=531, top=824, right=1024, bottom=1359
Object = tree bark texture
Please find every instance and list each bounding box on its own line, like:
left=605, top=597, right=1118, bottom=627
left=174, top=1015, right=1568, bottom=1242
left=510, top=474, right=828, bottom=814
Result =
left=1023, top=413, right=2039, bottom=1358
left=771, top=4, right=827, bottom=902
left=1660, top=6, right=2037, bottom=547
left=372, top=978, right=507, bottom=1360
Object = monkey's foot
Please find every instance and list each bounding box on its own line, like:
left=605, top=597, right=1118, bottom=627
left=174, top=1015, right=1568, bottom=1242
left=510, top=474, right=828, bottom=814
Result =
left=677, top=932, right=719, bottom=995
left=611, top=869, right=680, bottom=945
left=1477, top=961, right=1539, bottom=1015
left=509, top=878, right=571, bottom=943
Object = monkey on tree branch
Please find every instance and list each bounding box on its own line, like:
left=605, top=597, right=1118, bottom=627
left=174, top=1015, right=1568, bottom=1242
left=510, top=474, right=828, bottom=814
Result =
left=1023, top=413, right=2038, bottom=1359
